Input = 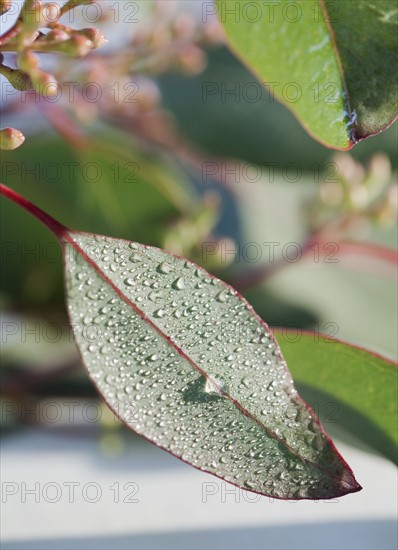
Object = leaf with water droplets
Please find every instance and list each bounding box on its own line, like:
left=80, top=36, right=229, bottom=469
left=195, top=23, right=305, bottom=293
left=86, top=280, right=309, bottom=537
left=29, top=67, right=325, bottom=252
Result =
left=0, top=179, right=362, bottom=499
left=60, top=230, right=361, bottom=500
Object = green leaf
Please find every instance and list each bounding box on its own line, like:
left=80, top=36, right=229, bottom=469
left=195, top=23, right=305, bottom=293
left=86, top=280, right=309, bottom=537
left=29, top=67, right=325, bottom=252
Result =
left=0, top=185, right=364, bottom=499
left=218, top=0, right=398, bottom=149
left=275, top=330, right=398, bottom=464
left=62, top=230, right=361, bottom=499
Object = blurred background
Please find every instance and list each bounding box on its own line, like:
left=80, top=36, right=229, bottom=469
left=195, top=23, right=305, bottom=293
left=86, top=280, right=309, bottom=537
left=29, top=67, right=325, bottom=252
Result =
left=1, top=1, right=397, bottom=549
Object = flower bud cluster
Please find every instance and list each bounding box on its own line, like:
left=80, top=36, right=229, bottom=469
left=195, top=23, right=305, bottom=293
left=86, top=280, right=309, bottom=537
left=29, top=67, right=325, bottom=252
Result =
left=0, top=0, right=107, bottom=148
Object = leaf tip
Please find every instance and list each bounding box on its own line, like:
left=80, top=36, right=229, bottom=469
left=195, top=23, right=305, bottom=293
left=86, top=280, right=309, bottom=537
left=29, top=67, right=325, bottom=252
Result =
left=335, top=468, right=362, bottom=498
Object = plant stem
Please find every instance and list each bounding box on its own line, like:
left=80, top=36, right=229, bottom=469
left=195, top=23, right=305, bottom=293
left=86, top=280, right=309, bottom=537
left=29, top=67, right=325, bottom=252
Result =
left=0, top=183, right=67, bottom=239
left=228, top=232, right=398, bottom=292
left=0, top=24, right=21, bottom=46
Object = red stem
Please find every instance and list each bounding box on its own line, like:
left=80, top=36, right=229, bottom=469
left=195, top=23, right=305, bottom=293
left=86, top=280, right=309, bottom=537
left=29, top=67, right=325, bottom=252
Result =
left=229, top=235, right=398, bottom=292
left=334, top=241, right=398, bottom=265
left=0, top=183, right=67, bottom=239
left=229, top=236, right=318, bottom=291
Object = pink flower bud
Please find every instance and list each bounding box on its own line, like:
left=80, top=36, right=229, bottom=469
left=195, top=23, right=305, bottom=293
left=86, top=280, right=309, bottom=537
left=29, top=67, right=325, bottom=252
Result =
left=32, top=69, right=59, bottom=96
left=79, top=28, right=108, bottom=49
left=0, top=128, right=25, bottom=150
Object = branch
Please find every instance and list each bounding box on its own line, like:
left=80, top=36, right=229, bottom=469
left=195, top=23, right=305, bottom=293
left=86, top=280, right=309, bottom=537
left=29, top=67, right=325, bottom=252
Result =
left=229, top=236, right=398, bottom=292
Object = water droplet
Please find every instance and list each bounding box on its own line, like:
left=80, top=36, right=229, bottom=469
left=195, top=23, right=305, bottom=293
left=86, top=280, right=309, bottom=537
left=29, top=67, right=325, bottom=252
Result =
left=158, top=262, right=172, bottom=274
left=216, top=290, right=229, bottom=303
left=129, top=251, right=141, bottom=263
left=244, top=480, right=256, bottom=489
left=204, top=376, right=226, bottom=396
left=86, top=290, right=98, bottom=300
left=173, top=277, right=186, bottom=290
left=148, top=291, right=162, bottom=303
left=154, top=308, right=166, bottom=318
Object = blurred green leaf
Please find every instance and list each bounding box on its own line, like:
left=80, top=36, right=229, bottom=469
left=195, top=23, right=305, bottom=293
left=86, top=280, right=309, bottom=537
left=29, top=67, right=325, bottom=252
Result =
left=218, top=0, right=398, bottom=149
left=0, top=131, right=199, bottom=306
left=276, top=330, right=398, bottom=464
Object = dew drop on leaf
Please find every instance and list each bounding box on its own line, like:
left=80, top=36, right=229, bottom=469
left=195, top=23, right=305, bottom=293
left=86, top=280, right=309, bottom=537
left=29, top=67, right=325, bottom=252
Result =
left=173, top=276, right=186, bottom=290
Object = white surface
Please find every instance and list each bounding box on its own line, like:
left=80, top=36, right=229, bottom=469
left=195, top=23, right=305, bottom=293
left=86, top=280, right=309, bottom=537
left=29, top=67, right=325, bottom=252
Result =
left=1, top=428, right=397, bottom=549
